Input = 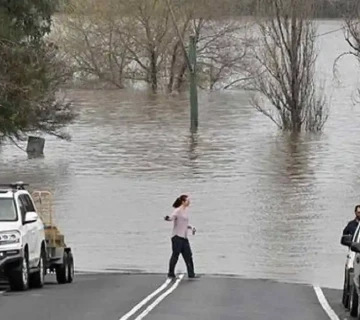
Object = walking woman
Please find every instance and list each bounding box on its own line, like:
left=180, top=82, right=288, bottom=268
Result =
left=164, top=194, right=198, bottom=279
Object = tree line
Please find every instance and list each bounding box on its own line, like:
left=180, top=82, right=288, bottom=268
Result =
left=231, top=0, right=359, bottom=18
left=56, top=0, right=359, bottom=19
left=0, top=0, right=359, bottom=142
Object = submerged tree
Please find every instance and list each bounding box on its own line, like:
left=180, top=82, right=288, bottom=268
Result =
left=342, top=0, right=360, bottom=98
left=54, top=0, right=250, bottom=93
left=248, top=0, right=328, bottom=132
left=0, top=0, right=76, bottom=143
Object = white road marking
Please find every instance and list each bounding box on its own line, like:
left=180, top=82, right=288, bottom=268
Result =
left=313, top=286, right=340, bottom=320
left=118, top=277, right=173, bottom=320
left=135, top=274, right=185, bottom=320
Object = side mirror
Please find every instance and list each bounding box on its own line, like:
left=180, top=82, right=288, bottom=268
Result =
left=24, top=211, right=38, bottom=224
left=341, top=235, right=353, bottom=247
left=351, top=242, right=360, bottom=253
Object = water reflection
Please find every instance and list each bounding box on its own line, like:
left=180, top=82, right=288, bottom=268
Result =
left=252, top=133, right=321, bottom=283
left=188, top=133, right=198, bottom=161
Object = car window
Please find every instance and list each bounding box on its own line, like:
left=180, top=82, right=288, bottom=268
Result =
left=17, top=196, right=27, bottom=223
left=0, top=198, right=17, bottom=221
left=21, top=194, right=35, bottom=212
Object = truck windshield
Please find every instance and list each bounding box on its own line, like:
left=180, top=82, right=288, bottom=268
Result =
left=0, top=198, right=17, bottom=221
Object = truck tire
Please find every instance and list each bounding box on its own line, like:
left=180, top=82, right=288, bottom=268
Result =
left=343, top=280, right=349, bottom=308
left=343, top=269, right=350, bottom=309
left=67, top=252, right=74, bottom=283
left=30, top=248, right=46, bottom=288
left=349, top=282, right=358, bottom=317
left=56, top=251, right=68, bottom=284
left=8, top=252, right=29, bottom=291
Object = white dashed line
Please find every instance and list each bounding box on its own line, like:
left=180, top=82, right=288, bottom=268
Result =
left=134, top=274, right=184, bottom=320
left=118, top=277, right=173, bottom=320
left=313, top=286, right=340, bottom=320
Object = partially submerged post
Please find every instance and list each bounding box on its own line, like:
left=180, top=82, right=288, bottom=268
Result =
left=189, top=35, right=198, bottom=133
left=165, top=0, right=199, bottom=132
left=26, top=136, right=45, bottom=156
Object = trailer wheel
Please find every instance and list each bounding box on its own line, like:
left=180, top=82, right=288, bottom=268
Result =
left=56, top=252, right=68, bottom=284
left=67, top=252, right=74, bottom=283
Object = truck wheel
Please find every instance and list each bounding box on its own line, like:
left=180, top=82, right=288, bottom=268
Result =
left=343, top=280, right=349, bottom=308
left=67, top=252, right=74, bottom=283
left=8, top=253, right=29, bottom=291
left=349, top=282, right=358, bottom=317
left=55, top=252, right=68, bottom=284
left=30, top=248, right=46, bottom=288
left=343, top=270, right=350, bottom=308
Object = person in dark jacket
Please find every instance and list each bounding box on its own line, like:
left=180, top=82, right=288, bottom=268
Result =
left=341, top=205, right=360, bottom=246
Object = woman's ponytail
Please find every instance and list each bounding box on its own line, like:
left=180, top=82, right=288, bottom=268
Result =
left=172, top=197, right=182, bottom=208
left=172, top=194, right=188, bottom=208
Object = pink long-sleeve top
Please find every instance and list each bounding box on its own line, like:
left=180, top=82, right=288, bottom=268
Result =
left=167, top=207, right=192, bottom=239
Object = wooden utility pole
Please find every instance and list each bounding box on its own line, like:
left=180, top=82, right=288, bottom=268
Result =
left=165, top=0, right=199, bottom=132
left=188, top=35, right=198, bottom=132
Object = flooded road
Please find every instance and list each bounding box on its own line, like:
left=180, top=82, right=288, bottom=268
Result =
left=0, top=20, right=359, bottom=289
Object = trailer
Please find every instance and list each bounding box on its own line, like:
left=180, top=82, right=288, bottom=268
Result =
left=32, top=190, right=74, bottom=284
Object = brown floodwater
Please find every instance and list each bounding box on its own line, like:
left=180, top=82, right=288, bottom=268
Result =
left=0, top=20, right=359, bottom=289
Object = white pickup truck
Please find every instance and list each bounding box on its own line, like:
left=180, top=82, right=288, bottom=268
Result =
left=0, top=182, right=74, bottom=291
left=0, top=182, right=46, bottom=290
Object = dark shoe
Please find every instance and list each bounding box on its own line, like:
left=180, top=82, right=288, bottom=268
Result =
left=188, top=274, right=201, bottom=279
left=167, top=273, right=176, bottom=279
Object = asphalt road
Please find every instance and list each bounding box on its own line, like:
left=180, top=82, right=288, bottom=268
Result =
left=0, top=273, right=166, bottom=320
left=0, top=273, right=350, bottom=320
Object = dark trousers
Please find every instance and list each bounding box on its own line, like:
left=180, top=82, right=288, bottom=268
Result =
left=168, top=235, right=195, bottom=277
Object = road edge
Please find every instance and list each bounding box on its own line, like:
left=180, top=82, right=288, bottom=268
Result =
left=313, top=286, right=340, bottom=320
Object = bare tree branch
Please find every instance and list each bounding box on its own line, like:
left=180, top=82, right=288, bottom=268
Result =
left=246, top=0, right=329, bottom=132
left=52, top=0, right=252, bottom=93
